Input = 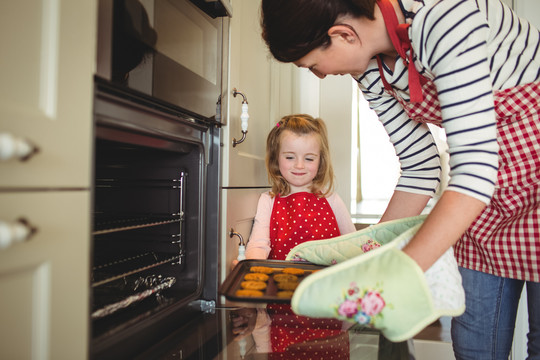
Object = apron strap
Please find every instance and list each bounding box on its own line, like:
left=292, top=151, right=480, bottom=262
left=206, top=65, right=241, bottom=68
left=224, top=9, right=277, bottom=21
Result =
left=376, top=55, right=393, bottom=92
left=376, top=0, right=424, bottom=103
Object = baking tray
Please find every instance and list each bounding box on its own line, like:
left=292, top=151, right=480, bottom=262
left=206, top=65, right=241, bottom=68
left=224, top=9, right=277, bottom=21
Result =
left=219, top=259, right=325, bottom=303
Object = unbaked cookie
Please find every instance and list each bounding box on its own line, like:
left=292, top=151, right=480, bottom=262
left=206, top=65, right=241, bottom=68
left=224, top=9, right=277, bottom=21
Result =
left=235, top=289, right=264, bottom=297
left=277, top=290, right=294, bottom=298
left=282, top=267, right=305, bottom=275
left=244, top=273, right=269, bottom=281
left=241, top=280, right=268, bottom=290
left=249, top=266, right=274, bottom=274
left=273, top=273, right=298, bottom=283
left=277, top=282, right=298, bottom=291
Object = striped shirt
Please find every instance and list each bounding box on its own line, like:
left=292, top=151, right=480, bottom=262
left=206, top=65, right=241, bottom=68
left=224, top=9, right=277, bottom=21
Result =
left=357, top=0, right=540, bottom=204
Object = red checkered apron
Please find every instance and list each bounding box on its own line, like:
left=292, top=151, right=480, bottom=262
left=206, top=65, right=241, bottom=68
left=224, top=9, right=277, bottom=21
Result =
left=267, top=192, right=349, bottom=357
left=377, top=0, right=540, bottom=282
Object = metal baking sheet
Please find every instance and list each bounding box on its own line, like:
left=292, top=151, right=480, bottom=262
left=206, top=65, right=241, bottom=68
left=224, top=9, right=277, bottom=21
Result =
left=219, top=259, right=325, bottom=303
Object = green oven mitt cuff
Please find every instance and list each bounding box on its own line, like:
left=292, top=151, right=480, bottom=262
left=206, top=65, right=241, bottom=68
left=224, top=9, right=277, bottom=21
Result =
left=285, top=215, right=427, bottom=264
left=290, top=218, right=465, bottom=343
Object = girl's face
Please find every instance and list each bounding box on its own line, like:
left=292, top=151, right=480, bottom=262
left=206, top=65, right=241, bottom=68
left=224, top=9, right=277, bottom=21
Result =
left=278, top=130, right=321, bottom=194
left=294, top=5, right=393, bottom=79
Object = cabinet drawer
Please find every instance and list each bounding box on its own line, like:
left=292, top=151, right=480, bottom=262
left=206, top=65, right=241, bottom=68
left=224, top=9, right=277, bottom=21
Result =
left=0, top=191, right=90, bottom=359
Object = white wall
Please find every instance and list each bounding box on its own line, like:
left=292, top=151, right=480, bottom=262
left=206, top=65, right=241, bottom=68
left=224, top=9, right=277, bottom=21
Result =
left=292, top=70, right=355, bottom=214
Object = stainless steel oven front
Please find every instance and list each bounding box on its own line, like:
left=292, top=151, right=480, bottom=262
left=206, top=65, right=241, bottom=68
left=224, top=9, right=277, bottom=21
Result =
left=97, top=0, right=230, bottom=122
left=92, top=0, right=228, bottom=358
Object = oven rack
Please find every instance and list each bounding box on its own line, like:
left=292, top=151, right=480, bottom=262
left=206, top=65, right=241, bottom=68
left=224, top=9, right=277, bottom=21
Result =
left=95, top=177, right=185, bottom=188
left=91, top=276, right=176, bottom=319
left=92, top=252, right=182, bottom=287
left=93, top=215, right=182, bottom=235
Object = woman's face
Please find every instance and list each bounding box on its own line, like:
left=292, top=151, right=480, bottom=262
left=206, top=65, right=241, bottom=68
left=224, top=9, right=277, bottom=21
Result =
left=294, top=37, right=368, bottom=79
left=278, top=130, right=321, bottom=194
left=294, top=6, right=393, bottom=79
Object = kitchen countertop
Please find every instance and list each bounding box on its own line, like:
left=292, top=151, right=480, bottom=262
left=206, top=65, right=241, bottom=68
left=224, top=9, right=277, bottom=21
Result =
left=134, top=305, right=414, bottom=360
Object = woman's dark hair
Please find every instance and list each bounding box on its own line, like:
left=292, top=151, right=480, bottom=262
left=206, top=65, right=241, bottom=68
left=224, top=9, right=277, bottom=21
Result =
left=261, top=0, right=376, bottom=63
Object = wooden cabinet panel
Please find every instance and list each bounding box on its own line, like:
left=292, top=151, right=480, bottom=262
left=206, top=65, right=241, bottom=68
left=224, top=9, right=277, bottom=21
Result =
left=0, top=1, right=95, bottom=188
left=0, top=191, right=91, bottom=360
left=0, top=263, right=49, bottom=360
left=0, top=1, right=95, bottom=359
left=225, top=0, right=296, bottom=188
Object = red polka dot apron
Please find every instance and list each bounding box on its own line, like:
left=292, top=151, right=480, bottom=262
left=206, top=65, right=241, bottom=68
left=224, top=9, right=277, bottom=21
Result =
left=267, top=192, right=349, bottom=357
left=269, top=192, right=341, bottom=260
left=376, top=0, right=540, bottom=282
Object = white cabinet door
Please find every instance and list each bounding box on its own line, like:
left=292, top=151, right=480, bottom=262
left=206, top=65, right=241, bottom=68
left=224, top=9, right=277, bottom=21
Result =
left=0, top=1, right=95, bottom=188
left=225, top=0, right=295, bottom=188
left=0, top=191, right=91, bottom=360
left=0, top=1, right=95, bottom=359
left=222, top=0, right=297, bottom=275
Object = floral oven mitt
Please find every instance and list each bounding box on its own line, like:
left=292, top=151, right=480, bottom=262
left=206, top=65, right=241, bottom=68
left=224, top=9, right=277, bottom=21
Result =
left=285, top=215, right=465, bottom=342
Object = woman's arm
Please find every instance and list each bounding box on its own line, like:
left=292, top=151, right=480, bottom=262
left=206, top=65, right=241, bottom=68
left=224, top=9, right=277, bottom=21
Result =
left=379, top=190, right=431, bottom=223
left=402, top=190, right=486, bottom=271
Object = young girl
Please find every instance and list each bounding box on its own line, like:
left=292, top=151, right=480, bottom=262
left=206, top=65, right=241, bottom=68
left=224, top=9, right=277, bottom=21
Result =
left=260, top=0, right=540, bottom=358
left=245, top=113, right=356, bottom=260
left=245, top=113, right=356, bottom=356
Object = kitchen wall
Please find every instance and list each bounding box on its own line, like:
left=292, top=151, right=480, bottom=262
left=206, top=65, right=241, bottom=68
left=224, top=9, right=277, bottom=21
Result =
left=292, top=72, right=357, bottom=212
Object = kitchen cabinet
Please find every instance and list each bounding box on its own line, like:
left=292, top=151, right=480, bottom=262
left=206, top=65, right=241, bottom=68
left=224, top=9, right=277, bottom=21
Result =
left=222, top=0, right=297, bottom=274
left=0, top=1, right=96, bottom=359
left=224, top=0, right=295, bottom=189
left=0, top=1, right=95, bottom=188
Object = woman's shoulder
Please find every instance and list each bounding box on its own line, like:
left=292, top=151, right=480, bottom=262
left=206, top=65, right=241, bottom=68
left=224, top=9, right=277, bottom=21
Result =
left=408, top=0, right=481, bottom=25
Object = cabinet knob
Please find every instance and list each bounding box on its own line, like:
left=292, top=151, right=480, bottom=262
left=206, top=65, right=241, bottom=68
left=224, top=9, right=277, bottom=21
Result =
left=0, top=133, right=39, bottom=161
left=0, top=219, right=36, bottom=250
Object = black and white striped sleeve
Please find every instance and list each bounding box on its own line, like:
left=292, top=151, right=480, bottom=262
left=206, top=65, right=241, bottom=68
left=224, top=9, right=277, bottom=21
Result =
left=411, top=0, right=500, bottom=204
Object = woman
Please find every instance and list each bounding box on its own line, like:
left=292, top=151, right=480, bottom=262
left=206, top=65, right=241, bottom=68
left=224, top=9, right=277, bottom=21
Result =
left=260, top=0, right=540, bottom=358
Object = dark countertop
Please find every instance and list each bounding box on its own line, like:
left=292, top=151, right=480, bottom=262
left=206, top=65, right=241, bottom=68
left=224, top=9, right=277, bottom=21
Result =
left=135, top=305, right=414, bottom=360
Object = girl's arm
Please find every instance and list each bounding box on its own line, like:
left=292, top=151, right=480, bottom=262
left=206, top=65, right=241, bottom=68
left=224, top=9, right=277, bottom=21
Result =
left=327, top=193, right=357, bottom=235
left=244, top=192, right=273, bottom=259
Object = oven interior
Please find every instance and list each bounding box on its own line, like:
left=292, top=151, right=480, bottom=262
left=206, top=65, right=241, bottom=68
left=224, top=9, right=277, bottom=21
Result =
left=90, top=86, right=220, bottom=359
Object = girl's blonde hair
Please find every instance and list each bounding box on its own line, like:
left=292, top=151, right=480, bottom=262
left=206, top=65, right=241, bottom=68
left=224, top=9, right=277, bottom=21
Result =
left=266, top=114, right=335, bottom=197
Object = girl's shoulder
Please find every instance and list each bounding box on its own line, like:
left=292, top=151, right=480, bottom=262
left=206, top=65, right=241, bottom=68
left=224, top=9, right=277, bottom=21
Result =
left=324, top=192, right=344, bottom=204
left=259, top=191, right=274, bottom=201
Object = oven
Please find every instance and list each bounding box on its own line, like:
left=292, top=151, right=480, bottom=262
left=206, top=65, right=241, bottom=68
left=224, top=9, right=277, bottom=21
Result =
left=96, top=0, right=230, bottom=121
left=92, top=0, right=229, bottom=358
